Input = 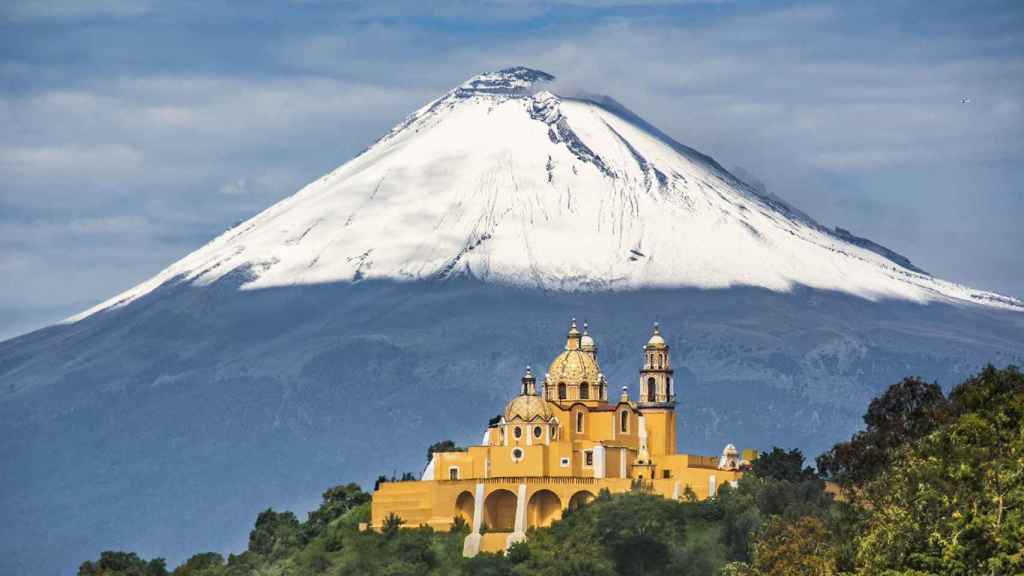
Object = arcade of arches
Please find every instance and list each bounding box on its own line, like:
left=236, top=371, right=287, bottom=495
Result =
left=371, top=320, right=756, bottom=556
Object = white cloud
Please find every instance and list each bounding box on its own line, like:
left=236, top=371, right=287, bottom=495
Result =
left=0, top=75, right=435, bottom=210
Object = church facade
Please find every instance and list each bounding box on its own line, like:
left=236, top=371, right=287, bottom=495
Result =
left=371, top=320, right=755, bottom=556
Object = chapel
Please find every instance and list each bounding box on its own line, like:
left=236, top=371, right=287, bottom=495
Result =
left=371, top=320, right=755, bottom=556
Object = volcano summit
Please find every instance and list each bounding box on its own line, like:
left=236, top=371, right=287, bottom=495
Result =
left=73, top=66, right=1021, bottom=317
left=2, top=67, right=1022, bottom=575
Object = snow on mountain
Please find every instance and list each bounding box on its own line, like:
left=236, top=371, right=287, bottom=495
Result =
left=71, top=66, right=1022, bottom=323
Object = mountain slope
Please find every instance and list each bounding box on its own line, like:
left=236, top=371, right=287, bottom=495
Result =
left=1, top=67, right=1022, bottom=576
left=70, top=67, right=1021, bottom=328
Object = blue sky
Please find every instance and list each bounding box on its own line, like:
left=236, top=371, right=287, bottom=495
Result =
left=2, top=0, right=1022, bottom=340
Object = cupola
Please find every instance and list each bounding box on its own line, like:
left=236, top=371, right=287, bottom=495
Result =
left=645, top=322, right=667, bottom=349
left=504, top=393, right=553, bottom=422
left=580, top=321, right=597, bottom=357
left=520, top=365, right=537, bottom=395
left=545, top=319, right=605, bottom=403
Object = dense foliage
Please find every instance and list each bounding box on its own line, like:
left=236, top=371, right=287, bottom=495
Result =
left=729, top=365, right=1024, bottom=576
left=80, top=366, right=1023, bottom=576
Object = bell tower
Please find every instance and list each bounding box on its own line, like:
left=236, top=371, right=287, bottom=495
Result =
left=639, top=323, right=674, bottom=405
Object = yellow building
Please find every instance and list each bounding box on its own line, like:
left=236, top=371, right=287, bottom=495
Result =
left=371, top=320, right=754, bottom=556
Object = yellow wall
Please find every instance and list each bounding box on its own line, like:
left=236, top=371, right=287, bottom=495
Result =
left=370, top=460, right=742, bottom=535
left=641, top=408, right=677, bottom=456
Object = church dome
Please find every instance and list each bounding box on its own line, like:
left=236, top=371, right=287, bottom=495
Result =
left=504, top=394, right=553, bottom=422
left=548, top=349, right=600, bottom=386
left=548, top=319, right=601, bottom=388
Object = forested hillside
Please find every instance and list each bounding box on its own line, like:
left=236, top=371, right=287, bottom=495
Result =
left=78, top=366, right=1024, bottom=576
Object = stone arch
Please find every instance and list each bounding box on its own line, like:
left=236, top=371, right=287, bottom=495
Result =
left=647, top=377, right=656, bottom=402
left=558, top=382, right=567, bottom=400
left=454, top=491, right=474, bottom=525
left=527, top=489, right=562, bottom=528
left=483, top=489, right=517, bottom=532
left=568, top=490, right=595, bottom=512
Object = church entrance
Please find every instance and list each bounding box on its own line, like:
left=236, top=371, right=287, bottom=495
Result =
left=527, top=490, right=562, bottom=528
left=483, top=489, right=517, bottom=532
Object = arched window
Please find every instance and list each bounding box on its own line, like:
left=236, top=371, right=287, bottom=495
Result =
left=667, top=376, right=672, bottom=398
left=647, top=377, right=656, bottom=402
left=558, top=382, right=567, bottom=400
left=580, top=382, right=590, bottom=400
left=533, top=425, right=543, bottom=439
left=657, top=354, right=663, bottom=369
left=514, top=426, right=522, bottom=439
left=620, top=411, right=629, bottom=433
left=576, top=411, right=584, bottom=433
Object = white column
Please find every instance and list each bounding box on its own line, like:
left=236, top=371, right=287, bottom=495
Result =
left=637, top=415, right=650, bottom=463
left=672, top=481, right=681, bottom=500
left=593, top=444, right=606, bottom=479
left=507, top=483, right=528, bottom=547
left=708, top=474, right=717, bottom=498
left=462, top=482, right=486, bottom=558
left=619, top=448, right=627, bottom=478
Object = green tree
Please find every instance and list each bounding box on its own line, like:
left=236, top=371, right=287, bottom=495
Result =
left=463, top=552, right=517, bottom=576
left=751, top=516, right=835, bottom=576
left=855, top=366, right=1024, bottom=575
left=247, top=509, right=301, bottom=560
left=171, top=552, right=223, bottom=576
left=303, top=483, right=370, bottom=540
left=78, top=551, right=168, bottom=576
left=521, top=491, right=685, bottom=576
left=750, top=447, right=817, bottom=483
left=717, top=446, right=835, bottom=565
left=817, top=376, right=948, bottom=489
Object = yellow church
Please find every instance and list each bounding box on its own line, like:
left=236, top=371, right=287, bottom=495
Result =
left=371, top=320, right=755, bottom=556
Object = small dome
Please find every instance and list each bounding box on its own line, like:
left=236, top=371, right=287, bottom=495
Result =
left=580, top=321, right=596, bottom=352
left=505, top=394, right=553, bottom=422
left=645, top=322, right=667, bottom=349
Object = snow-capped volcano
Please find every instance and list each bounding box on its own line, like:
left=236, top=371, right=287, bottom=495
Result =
left=73, top=66, right=1021, bottom=322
